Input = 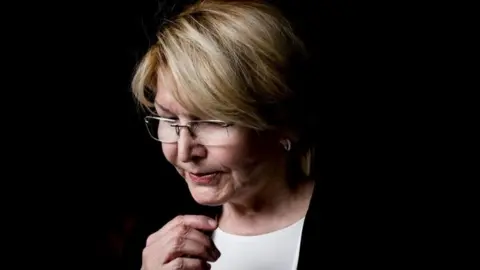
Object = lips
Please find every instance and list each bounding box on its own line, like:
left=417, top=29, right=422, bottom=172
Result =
left=191, top=172, right=215, bottom=176
left=187, top=171, right=219, bottom=184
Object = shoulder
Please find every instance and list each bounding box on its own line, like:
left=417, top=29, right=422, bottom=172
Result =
left=299, top=176, right=401, bottom=268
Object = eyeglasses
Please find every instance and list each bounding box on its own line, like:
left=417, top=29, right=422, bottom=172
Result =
left=144, top=116, right=233, bottom=146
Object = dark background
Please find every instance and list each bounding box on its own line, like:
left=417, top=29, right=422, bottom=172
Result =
left=5, top=0, right=436, bottom=269
left=88, top=0, right=364, bottom=267
left=95, top=1, right=364, bottom=268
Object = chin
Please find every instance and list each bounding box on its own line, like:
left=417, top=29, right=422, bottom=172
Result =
left=187, top=184, right=228, bottom=206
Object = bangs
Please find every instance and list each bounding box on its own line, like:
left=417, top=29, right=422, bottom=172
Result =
left=156, top=19, right=270, bottom=130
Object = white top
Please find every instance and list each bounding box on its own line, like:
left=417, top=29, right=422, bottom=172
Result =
left=209, top=217, right=305, bottom=270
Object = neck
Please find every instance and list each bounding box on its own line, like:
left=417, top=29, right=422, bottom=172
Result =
left=219, top=175, right=314, bottom=236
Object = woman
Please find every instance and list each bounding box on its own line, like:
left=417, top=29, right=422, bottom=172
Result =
left=129, top=1, right=324, bottom=269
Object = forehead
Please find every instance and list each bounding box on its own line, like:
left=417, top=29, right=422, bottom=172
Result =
left=154, top=71, right=188, bottom=116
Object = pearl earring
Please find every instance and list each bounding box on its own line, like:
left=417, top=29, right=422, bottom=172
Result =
left=281, top=139, right=291, bottom=151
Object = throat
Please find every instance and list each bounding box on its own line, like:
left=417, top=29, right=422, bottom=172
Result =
left=219, top=180, right=314, bottom=236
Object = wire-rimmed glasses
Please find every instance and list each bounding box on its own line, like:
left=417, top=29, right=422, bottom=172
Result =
left=144, top=116, right=233, bottom=146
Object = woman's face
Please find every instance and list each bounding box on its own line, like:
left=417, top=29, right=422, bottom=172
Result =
left=154, top=81, right=283, bottom=206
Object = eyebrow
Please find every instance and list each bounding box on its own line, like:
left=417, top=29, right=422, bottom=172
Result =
left=153, top=101, right=209, bottom=120
left=154, top=102, right=173, bottom=114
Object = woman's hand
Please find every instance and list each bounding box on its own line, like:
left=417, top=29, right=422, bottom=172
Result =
left=141, top=215, right=221, bottom=270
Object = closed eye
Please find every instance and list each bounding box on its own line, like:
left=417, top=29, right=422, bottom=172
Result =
left=158, top=116, right=178, bottom=121
left=193, top=120, right=232, bottom=127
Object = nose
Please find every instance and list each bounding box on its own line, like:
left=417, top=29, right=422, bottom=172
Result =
left=176, top=128, right=205, bottom=163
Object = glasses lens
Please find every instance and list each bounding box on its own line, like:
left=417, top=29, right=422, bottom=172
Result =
left=145, top=117, right=178, bottom=143
left=195, top=122, right=232, bottom=146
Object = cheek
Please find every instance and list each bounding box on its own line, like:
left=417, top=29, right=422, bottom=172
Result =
left=161, top=144, right=177, bottom=164
left=211, top=142, right=258, bottom=172
left=216, top=133, right=278, bottom=177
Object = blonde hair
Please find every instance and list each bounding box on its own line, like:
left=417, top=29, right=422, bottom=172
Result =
left=132, top=0, right=316, bottom=177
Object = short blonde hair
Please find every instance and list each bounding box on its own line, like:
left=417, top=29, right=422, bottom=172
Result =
left=132, top=0, right=315, bottom=176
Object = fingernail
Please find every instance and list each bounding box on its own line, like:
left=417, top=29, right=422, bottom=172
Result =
left=208, top=219, right=217, bottom=227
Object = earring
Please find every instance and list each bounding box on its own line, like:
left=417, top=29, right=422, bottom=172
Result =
left=281, top=139, right=291, bottom=151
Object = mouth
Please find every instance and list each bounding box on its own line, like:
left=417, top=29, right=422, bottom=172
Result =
left=187, top=171, right=220, bottom=184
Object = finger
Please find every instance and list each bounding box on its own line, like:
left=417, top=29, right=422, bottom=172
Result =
left=148, top=215, right=217, bottom=246
left=172, top=215, right=217, bottom=231
left=173, top=226, right=221, bottom=261
left=164, top=235, right=219, bottom=263
left=171, top=225, right=214, bottom=248
left=164, top=257, right=211, bottom=270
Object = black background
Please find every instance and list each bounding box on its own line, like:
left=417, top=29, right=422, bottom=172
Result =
left=3, top=0, right=441, bottom=269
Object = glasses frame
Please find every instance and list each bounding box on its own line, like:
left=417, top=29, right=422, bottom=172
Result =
left=144, top=115, right=232, bottom=143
